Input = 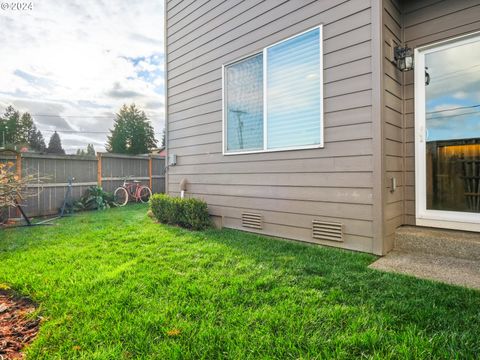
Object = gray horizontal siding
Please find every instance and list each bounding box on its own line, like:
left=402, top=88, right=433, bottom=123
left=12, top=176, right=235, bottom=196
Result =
left=167, top=2, right=372, bottom=88
left=168, top=1, right=371, bottom=71
left=178, top=184, right=373, bottom=204
left=168, top=155, right=373, bottom=173
left=169, top=192, right=373, bottom=221
left=168, top=172, right=373, bottom=188
left=166, top=0, right=375, bottom=251
left=168, top=138, right=373, bottom=158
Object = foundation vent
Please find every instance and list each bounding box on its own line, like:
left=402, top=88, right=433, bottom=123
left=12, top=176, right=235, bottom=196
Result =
left=242, top=212, right=263, bottom=229
left=312, top=220, right=343, bottom=242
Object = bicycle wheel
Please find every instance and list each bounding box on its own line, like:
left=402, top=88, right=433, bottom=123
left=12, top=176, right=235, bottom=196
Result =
left=138, top=186, right=152, bottom=203
left=114, top=187, right=129, bottom=207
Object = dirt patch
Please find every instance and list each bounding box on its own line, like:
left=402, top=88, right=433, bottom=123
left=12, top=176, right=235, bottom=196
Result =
left=0, top=290, right=39, bottom=359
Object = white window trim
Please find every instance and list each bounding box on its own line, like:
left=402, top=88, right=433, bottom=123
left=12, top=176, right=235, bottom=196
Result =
left=222, top=25, right=324, bottom=155
left=414, top=30, right=480, bottom=232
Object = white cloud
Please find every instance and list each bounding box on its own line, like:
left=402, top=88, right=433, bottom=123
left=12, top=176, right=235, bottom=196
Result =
left=426, top=40, right=480, bottom=101
left=0, top=0, right=164, bottom=153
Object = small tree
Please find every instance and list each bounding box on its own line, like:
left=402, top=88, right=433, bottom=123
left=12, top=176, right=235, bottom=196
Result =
left=106, top=104, right=157, bottom=155
left=0, top=162, right=30, bottom=208
left=0, top=106, right=20, bottom=146
left=17, top=113, right=34, bottom=146
left=17, top=113, right=46, bottom=152
left=86, top=144, right=95, bottom=156
left=30, top=129, right=47, bottom=152
left=0, top=159, right=46, bottom=223
left=76, top=144, right=95, bottom=157
left=47, top=131, right=65, bottom=154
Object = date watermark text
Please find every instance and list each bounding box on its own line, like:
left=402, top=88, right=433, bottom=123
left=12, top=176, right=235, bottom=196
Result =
left=1, top=2, right=33, bottom=11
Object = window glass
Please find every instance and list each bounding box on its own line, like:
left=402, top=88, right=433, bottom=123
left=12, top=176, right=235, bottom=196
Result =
left=225, top=53, right=264, bottom=152
left=424, top=37, right=480, bottom=213
left=223, top=27, right=322, bottom=154
left=266, top=28, right=321, bottom=149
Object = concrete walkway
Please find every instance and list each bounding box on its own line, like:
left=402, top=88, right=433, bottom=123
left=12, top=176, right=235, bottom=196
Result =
left=370, top=226, right=480, bottom=290
left=370, top=250, right=480, bottom=289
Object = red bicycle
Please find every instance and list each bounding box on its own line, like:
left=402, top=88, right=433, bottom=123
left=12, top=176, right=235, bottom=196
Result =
left=114, top=178, right=152, bottom=207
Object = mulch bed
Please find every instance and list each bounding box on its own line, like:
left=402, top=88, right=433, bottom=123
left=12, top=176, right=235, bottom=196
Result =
left=0, top=290, right=39, bottom=359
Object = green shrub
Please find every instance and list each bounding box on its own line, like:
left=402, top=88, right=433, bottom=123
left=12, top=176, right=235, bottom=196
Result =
left=149, top=194, right=211, bottom=230
left=74, top=186, right=116, bottom=211
left=182, top=198, right=211, bottom=230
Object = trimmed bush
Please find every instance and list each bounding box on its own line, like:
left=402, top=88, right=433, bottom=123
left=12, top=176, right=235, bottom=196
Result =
left=149, top=194, right=211, bottom=230
left=182, top=197, right=211, bottom=230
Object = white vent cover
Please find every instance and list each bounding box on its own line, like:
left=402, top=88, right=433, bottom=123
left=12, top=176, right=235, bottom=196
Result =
left=242, top=212, right=262, bottom=229
left=312, top=220, right=343, bottom=242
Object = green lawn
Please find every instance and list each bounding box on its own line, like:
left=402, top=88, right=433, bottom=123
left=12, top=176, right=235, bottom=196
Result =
left=1, top=205, right=480, bottom=359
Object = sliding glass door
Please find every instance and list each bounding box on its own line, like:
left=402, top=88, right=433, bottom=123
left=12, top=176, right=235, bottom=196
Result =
left=415, top=32, right=480, bottom=230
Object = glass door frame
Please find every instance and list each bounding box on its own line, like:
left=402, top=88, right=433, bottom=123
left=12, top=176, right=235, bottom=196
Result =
left=415, top=31, right=480, bottom=232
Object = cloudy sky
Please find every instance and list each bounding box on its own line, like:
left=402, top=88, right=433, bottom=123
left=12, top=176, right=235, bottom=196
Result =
left=425, top=38, right=480, bottom=141
left=0, top=0, right=164, bottom=153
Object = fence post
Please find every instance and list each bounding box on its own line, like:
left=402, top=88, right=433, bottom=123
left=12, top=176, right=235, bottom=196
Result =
left=97, top=153, right=102, bottom=187
left=149, top=156, right=153, bottom=190
left=16, top=152, right=22, bottom=179
left=15, top=152, right=22, bottom=218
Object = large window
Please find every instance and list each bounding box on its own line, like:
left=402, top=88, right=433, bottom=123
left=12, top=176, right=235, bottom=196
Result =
left=223, top=26, right=323, bottom=154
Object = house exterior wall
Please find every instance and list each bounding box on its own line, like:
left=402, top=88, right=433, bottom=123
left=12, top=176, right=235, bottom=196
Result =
left=165, top=0, right=478, bottom=254
left=165, top=0, right=382, bottom=253
left=380, top=0, right=480, bottom=252
left=401, top=0, right=480, bottom=226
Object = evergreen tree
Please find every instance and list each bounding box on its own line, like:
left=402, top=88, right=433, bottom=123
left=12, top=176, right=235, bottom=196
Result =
left=18, top=112, right=46, bottom=151
left=76, top=144, right=95, bottom=156
left=30, top=130, right=46, bottom=152
left=16, top=112, right=45, bottom=150
left=17, top=112, right=35, bottom=145
left=106, top=104, right=157, bottom=154
left=47, top=131, right=65, bottom=154
left=0, top=107, right=46, bottom=151
left=0, top=106, right=20, bottom=146
left=86, top=143, right=95, bottom=156
left=161, top=128, right=165, bottom=148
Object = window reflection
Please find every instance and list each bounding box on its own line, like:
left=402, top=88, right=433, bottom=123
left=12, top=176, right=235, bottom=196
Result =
left=425, top=38, right=480, bottom=212
left=225, top=54, right=263, bottom=151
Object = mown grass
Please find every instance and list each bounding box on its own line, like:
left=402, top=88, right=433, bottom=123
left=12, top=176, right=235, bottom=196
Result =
left=1, top=204, right=480, bottom=359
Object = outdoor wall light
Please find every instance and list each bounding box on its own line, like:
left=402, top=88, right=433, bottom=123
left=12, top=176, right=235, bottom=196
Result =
left=393, top=45, right=414, bottom=72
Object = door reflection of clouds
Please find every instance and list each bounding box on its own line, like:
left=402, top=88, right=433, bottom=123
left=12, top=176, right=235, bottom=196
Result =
left=425, top=37, right=480, bottom=213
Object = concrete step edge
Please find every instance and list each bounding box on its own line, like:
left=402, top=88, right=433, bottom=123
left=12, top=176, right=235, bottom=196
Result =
left=395, top=228, right=480, bottom=261
left=370, top=250, right=480, bottom=289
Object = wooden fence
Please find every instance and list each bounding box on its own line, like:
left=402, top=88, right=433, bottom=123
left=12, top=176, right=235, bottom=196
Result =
left=1, top=152, right=165, bottom=218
